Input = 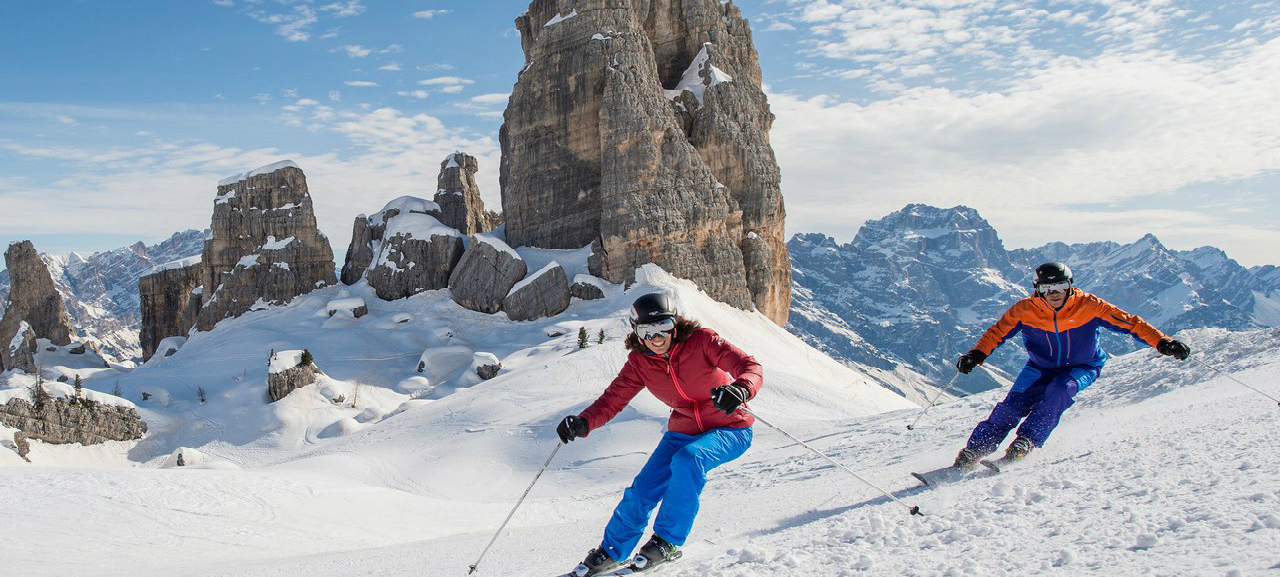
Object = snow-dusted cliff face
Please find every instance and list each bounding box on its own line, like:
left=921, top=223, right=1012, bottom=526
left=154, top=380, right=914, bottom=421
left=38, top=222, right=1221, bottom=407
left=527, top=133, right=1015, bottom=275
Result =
left=789, top=204, right=1280, bottom=392
left=0, top=230, right=206, bottom=364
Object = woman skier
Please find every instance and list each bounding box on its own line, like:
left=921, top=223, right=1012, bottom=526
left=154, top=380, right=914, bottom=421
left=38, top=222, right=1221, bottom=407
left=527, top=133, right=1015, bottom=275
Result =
left=556, top=292, right=763, bottom=576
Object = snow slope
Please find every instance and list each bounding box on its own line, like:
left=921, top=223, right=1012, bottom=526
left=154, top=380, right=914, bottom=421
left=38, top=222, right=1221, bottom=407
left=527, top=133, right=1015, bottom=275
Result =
left=1, top=271, right=1276, bottom=575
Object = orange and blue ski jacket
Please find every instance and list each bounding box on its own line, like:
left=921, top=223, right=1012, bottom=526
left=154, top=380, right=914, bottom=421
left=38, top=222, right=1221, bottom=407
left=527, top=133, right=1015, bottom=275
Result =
left=974, top=288, right=1167, bottom=377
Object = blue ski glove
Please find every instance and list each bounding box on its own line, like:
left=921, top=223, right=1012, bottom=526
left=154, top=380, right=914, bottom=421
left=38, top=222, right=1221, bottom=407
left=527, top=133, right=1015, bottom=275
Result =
left=557, top=415, right=589, bottom=443
left=710, top=383, right=750, bottom=416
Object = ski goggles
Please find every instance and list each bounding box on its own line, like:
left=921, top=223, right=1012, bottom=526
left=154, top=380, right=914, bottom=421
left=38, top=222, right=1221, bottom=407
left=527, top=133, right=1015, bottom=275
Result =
left=634, top=318, right=676, bottom=340
left=1037, top=280, right=1071, bottom=294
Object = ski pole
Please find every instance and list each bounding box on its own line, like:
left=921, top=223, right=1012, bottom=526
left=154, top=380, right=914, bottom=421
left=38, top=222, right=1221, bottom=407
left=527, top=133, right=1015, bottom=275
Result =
left=906, top=370, right=961, bottom=430
left=1189, top=357, right=1280, bottom=407
left=468, top=441, right=563, bottom=575
left=741, top=407, right=923, bottom=516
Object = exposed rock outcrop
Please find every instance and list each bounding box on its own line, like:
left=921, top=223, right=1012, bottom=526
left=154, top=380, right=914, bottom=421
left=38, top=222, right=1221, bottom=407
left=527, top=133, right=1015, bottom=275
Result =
left=448, top=235, right=528, bottom=314
left=434, top=152, right=500, bottom=235
left=502, top=262, right=571, bottom=322
left=341, top=196, right=468, bottom=299
left=267, top=350, right=319, bottom=402
left=138, top=257, right=203, bottom=361
left=0, top=396, right=147, bottom=445
left=1, top=241, right=75, bottom=372
left=570, top=274, right=607, bottom=300
left=5, top=322, right=37, bottom=373
left=500, top=0, right=791, bottom=324
left=366, top=214, right=466, bottom=300
left=196, top=162, right=336, bottom=331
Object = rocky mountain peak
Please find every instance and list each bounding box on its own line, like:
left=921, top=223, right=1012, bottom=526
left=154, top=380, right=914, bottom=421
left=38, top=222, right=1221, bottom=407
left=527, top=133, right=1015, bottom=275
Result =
left=195, top=161, right=336, bottom=331
left=0, top=240, right=76, bottom=372
left=502, top=0, right=791, bottom=325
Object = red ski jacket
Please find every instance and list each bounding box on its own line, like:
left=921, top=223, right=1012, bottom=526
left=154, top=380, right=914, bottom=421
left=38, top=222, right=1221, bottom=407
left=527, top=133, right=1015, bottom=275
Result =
left=578, top=327, right=763, bottom=436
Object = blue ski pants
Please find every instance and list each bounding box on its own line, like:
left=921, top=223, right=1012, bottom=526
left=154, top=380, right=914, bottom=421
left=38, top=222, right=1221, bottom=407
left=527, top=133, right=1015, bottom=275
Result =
left=600, top=426, right=753, bottom=563
left=966, top=364, right=1099, bottom=453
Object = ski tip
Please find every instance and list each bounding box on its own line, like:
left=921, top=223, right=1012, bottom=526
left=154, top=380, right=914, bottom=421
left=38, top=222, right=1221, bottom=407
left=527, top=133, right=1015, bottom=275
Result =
left=910, top=472, right=931, bottom=487
left=979, top=459, right=1002, bottom=473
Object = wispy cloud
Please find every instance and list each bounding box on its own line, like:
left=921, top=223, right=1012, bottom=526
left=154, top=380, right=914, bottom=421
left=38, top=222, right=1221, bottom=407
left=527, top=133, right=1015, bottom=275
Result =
left=413, top=10, right=451, bottom=19
left=244, top=4, right=319, bottom=42
left=335, top=45, right=371, bottom=58
left=378, top=62, right=402, bottom=71
left=396, top=90, right=429, bottom=99
left=343, top=80, right=379, bottom=87
left=319, top=1, right=365, bottom=18
left=417, top=76, right=473, bottom=86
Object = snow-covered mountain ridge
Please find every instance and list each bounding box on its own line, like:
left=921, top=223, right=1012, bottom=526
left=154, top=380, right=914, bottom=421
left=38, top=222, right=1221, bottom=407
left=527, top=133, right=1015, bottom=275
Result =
left=789, top=204, right=1280, bottom=392
left=0, top=230, right=206, bottom=364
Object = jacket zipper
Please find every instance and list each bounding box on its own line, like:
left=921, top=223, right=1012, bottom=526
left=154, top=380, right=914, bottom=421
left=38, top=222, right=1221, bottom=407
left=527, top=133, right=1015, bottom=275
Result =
left=1052, top=309, right=1063, bottom=366
left=664, top=355, right=703, bottom=432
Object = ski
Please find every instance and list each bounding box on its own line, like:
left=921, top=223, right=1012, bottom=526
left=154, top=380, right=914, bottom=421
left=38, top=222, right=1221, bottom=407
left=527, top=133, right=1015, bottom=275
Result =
left=558, top=550, right=684, bottom=576
left=911, top=464, right=994, bottom=487
left=602, top=550, right=684, bottom=575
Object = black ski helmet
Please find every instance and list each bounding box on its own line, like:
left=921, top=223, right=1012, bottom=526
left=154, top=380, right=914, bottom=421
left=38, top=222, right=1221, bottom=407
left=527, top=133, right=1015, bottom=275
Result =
left=629, top=293, right=676, bottom=326
left=1034, top=262, right=1073, bottom=286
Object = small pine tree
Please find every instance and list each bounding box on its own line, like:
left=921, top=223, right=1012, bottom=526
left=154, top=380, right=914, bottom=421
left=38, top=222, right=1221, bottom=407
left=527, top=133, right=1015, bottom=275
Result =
left=196, top=387, right=208, bottom=405
left=300, top=349, right=314, bottom=367
left=28, top=383, right=50, bottom=409
left=578, top=327, right=589, bottom=349
left=73, top=374, right=83, bottom=398
left=112, top=381, right=123, bottom=397
left=597, top=329, right=606, bottom=345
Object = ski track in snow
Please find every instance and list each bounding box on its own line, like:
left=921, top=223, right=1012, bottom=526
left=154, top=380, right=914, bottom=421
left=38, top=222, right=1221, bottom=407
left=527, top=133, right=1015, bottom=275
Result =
left=1, top=271, right=1277, bottom=576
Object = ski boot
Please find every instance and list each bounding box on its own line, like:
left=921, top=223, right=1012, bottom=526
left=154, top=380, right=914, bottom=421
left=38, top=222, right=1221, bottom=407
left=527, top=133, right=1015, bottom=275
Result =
left=1004, top=436, right=1034, bottom=461
left=952, top=447, right=982, bottom=469
left=569, top=547, right=622, bottom=577
left=630, top=534, right=682, bottom=572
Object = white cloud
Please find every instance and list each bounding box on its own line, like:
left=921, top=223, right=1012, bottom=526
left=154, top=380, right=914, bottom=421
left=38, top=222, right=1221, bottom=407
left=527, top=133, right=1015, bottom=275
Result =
left=246, top=5, right=319, bottom=42
left=328, top=90, right=342, bottom=102
left=397, top=90, right=430, bottom=99
left=1, top=104, right=503, bottom=263
left=769, top=36, right=1280, bottom=266
left=378, top=62, right=402, bottom=71
left=439, top=85, right=464, bottom=94
left=319, top=1, right=365, bottom=18
left=418, top=76, right=473, bottom=86
left=469, top=93, right=510, bottom=105
left=55, top=115, right=78, bottom=126
left=413, top=10, right=451, bottom=19
left=379, top=44, right=404, bottom=54
left=336, top=45, right=371, bottom=58
left=296, top=99, right=320, bottom=106
left=343, top=80, right=379, bottom=87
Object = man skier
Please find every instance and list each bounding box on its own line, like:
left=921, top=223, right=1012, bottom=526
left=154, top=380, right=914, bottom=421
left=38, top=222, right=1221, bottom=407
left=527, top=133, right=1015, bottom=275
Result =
left=952, top=262, right=1190, bottom=467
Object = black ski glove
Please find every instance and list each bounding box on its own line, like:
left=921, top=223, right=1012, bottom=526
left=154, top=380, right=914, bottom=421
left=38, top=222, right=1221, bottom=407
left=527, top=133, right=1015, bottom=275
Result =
left=1157, top=338, right=1190, bottom=361
left=956, top=350, right=987, bottom=374
left=710, top=383, right=750, bottom=416
left=556, top=415, right=589, bottom=443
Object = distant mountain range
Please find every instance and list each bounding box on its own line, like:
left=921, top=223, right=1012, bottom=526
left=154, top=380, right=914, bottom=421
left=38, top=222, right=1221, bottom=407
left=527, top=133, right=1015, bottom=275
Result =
left=5, top=206, right=1276, bottom=381
left=787, top=204, right=1280, bottom=394
left=0, top=230, right=207, bottom=364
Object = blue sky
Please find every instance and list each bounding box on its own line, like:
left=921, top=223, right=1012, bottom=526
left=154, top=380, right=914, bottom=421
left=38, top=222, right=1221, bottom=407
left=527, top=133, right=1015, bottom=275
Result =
left=2, top=0, right=1278, bottom=267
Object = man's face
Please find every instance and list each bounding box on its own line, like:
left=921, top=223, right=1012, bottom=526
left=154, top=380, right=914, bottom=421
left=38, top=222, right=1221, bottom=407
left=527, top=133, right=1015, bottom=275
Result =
left=1038, top=280, right=1071, bottom=308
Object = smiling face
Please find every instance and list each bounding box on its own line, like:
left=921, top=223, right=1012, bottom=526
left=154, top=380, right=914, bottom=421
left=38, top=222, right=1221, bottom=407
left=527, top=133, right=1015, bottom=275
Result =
left=644, top=330, right=673, bottom=355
